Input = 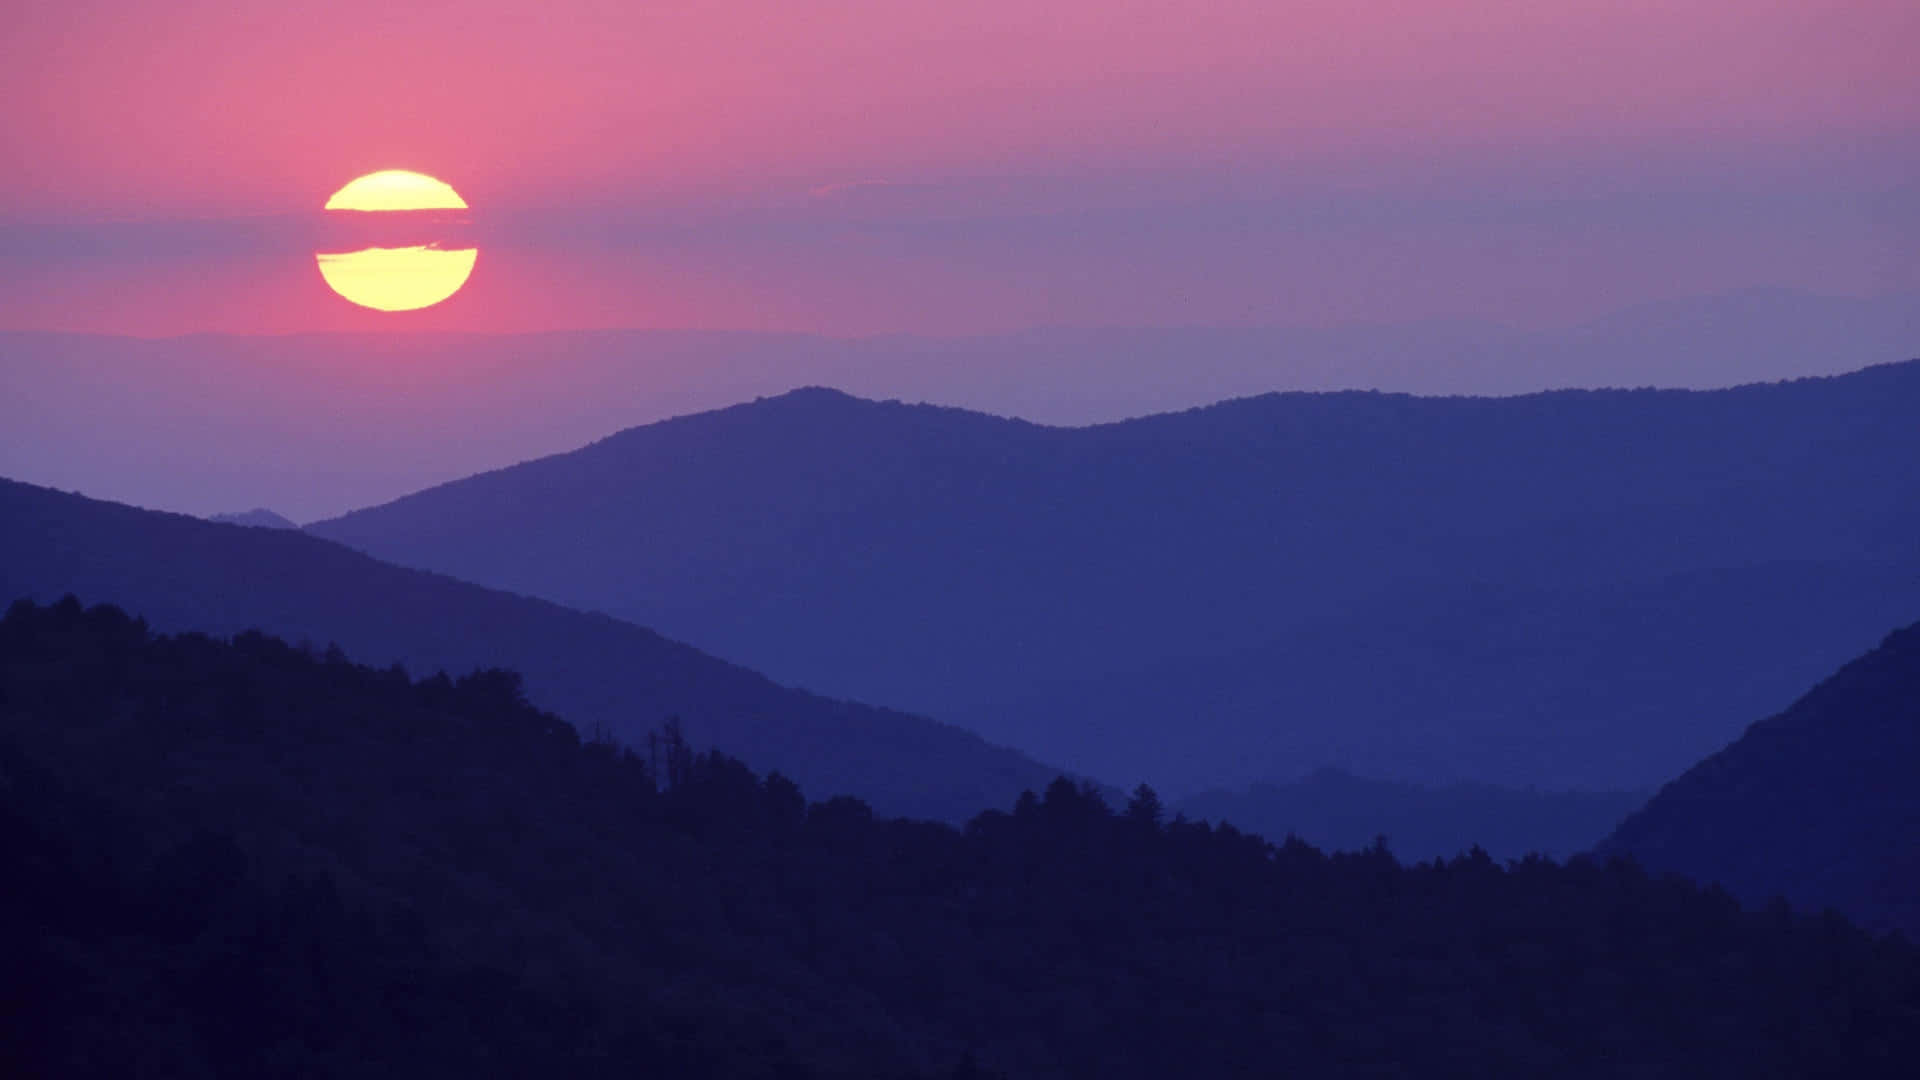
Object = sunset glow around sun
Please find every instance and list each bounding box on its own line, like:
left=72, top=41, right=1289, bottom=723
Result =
left=316, top=170, right=476, bottom=312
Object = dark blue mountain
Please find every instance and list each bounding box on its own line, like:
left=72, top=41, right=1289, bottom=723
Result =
left=310, top=361, right=1920, bottom=794
left=1600, top=619, right=1920, bottom=937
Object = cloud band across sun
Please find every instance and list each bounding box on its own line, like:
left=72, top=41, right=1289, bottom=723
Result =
left=317, top=170, right=476, bottom=311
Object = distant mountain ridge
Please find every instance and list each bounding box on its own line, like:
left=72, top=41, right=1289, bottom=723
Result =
left=1599, top=619, right=1920, bottom=937
left=0, top=478, right=1072, bottom=821
left=310, top=361, right=1920, bottom=795
left=208, top=508, right=297, bottom=529
left=3, top=289, right=1913, bottom=521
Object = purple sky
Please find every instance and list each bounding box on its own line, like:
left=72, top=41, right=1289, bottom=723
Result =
left=0, top=2, right=1915, bottom=517
left=0, top=1, right=1913, bottom=337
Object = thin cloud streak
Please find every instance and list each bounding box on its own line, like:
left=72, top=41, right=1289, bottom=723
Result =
left=1, top=174, right=1911, bottom=337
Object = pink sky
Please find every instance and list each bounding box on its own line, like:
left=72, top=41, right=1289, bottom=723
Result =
left=0, top=0, right=1915, bottom=334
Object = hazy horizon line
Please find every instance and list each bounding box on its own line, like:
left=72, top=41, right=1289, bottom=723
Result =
left=3, top=283, right=1911, bottom=344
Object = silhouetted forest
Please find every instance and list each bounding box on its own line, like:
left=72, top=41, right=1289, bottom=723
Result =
left=0, top=477, right=1069, bottom=822
left=308, top=362, right=1920, bottom=795
left=7, top=598, right=1918, bottom=1078
left=1602, top=619, right=1920, bottom=939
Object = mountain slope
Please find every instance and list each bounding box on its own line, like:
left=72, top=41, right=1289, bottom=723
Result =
left=310, top=362, right=1920, bottom=793
left=1598, top=620, right=1920, bottom=937
left=8, top=598, right=1919, bottom=1078
left=0, top=478, right=1069, bottom=821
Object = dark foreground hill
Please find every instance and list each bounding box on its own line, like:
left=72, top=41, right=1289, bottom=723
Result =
left=1600, top=620, right=1920, bottom=938
left=310, top=362, right=1920, bottom=794
left=6, top=599, right=1918, bottom=1079
left=1177, top=769, right=1645, bottom=863
left=0, top=478, right=1066, bottom=821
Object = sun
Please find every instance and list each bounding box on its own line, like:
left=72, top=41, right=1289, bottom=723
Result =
left=316, top=170, right=477, bottom=312
left=324, top=170, right=469, bottom=213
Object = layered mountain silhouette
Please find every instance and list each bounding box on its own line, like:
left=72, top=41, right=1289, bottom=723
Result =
left=1176, top=769, right=1644, bottom=863
left=1600, top=620, right=1920, bottom=938
left=0, top=478, right=1067, bottom=821
left=311, top=361, right=1920, bottom=794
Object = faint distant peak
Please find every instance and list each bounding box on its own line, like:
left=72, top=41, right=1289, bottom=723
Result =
left=715, top=385, right=1047, bottom=440
left=208, top=508, right=297, bottom=529
left=608, top=385, right=880, bottom=438
left=617, top=384, right=1014, bottom=437
left=757, top=385, right=864, bottom=407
